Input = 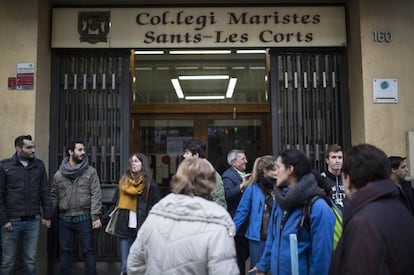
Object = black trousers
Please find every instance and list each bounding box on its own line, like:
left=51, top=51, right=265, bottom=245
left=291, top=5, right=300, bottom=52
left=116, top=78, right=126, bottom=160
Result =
left=235, top=235, right=250, bottom=275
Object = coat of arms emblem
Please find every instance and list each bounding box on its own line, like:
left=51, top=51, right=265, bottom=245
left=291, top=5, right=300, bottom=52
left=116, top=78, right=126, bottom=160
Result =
left=78, top=12, right=110, bottom=44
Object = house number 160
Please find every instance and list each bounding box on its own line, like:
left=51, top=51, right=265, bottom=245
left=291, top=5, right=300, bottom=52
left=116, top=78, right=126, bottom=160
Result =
left=373, top=31, right=392, bottom=43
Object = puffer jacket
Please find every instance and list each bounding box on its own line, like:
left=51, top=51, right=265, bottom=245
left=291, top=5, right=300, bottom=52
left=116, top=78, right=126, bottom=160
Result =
left=51, top=166, right=102, bottom=220
left=0, top=154, right=53, bottom=227
left=127, top=193, right=239, bottom=275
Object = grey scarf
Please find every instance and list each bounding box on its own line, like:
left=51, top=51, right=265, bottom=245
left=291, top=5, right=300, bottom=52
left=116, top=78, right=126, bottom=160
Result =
left=273, top=173, right=325, bottom=211
left=59, top=155, right=89, bottom=180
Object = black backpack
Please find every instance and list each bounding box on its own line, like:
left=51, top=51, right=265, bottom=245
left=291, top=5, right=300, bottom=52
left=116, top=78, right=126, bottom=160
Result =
left=297, top=196, right=343, bottom=249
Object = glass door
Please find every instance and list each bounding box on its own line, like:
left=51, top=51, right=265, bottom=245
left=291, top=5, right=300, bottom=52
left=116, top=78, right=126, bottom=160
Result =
left=132, top=114, right=270, bottom=196
left=131, top=48, right=271, bottom=196
left=207, top=119, right=264, bottom=174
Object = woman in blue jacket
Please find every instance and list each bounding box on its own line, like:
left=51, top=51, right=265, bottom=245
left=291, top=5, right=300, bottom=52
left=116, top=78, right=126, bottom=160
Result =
left=233, top=155, right=277, bottom=273
left=251, top=149, right=335, bottom=275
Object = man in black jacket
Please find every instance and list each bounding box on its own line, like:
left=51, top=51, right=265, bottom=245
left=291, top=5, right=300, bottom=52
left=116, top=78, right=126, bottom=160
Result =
left=321, top=144, right=346, bottom=211
left=0, top=135, right=53, bottom=275
left=388, top=156, right=414, bottom=215
left=329, top=144, right=414, bottom=275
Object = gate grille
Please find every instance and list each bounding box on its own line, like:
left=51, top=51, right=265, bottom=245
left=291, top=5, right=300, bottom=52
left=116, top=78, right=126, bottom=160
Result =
left=271, top=51, right=350, bottom=171
left=49, top=49, right=130, bottom=264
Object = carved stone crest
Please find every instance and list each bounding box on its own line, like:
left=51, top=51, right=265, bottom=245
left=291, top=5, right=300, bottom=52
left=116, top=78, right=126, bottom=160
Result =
left=78, top=11, right=110, bottom=44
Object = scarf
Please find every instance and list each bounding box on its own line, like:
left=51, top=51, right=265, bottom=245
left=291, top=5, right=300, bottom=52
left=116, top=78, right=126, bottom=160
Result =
left=59, top=155, right=89, bottom=180
left=273, top=173, right=325, bottom=211
left=258, top=174, right=276, bottom=208
left=118, top=175, right=145, bottom=211
left=126, top=176, right=145, bottom=194
left=258, top=174, right=276, bottom=191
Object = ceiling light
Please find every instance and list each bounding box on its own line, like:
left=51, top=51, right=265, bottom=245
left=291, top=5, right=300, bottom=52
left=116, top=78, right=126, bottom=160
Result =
left=203, top=66, right=227, bottom=70
left=226, top=78, right=237, bottom=98
left=175, top=66, right=199, bottom=70
left=179, top=75, right=229, bottom=80
left=134, top=50, right=164, bottom=55
left=171, top=79, right=184, bottom=99
left=170, top=76, right=237, bottom=100
left=169, top=50, right=231, bottom=55
left=249, top=66, right=266, bottom=70
left=185, top=96, right=225, bottom=100
left=232, top=66, right=246, bottom=70
left=236, top=50, right=267, bottom=54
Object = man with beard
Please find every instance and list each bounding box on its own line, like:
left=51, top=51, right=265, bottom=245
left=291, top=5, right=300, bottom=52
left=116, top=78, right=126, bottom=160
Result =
left=51, top=140, right=102, bottom=275
left=0, top=135, right=53, bottom=275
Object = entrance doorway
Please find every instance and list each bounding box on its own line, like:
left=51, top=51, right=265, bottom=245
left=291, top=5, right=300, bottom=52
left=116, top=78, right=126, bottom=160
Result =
left=131, top=113, right=271, bottom=195
left=49, top=47, right=350, bottom=273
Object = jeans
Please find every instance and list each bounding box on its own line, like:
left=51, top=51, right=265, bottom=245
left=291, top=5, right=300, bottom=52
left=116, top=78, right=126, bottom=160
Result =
left=58, top=218, right=96, bottom=275
left=0, top=219, right=40, bottom=275
left=249, top=239, right=266, bottom=274
left=119, top=228, right=137, bottom=273
left=235, top=235, right=249, bottom=275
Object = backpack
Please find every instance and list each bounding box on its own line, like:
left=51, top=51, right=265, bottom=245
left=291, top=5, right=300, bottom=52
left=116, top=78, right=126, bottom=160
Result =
left=297, top=196, right=343, bottom=249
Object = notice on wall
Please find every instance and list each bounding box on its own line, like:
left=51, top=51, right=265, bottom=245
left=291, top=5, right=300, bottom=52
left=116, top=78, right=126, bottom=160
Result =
left=373, top=78, right=398, bottom=103
left=16, top=63, right=35, bottom=90
left=8, top=77, right=17, bottom=90
left=166, top=136, right=192, bottom=156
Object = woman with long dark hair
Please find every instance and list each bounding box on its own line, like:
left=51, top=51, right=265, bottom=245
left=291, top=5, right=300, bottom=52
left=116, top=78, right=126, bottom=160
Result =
left=112, top=153, right=160, bottom=275
left=251, top=148, right=335, bottom=275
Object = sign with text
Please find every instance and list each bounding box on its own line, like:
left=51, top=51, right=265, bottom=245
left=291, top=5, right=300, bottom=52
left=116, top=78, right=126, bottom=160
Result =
left=8, top=77, right=16, bottom=90
left=373, top=78, right=398, bottom=103
left=52, top=6, right=346, bottom=48
left=16, top=63, right=35, bottom=90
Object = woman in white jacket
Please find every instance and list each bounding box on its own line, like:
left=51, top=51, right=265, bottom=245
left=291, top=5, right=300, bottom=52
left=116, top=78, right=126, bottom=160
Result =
left=127, top=158, right=239, bottom=275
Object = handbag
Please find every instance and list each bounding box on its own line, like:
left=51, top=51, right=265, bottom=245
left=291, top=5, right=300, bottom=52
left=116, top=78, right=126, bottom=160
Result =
left=105, top=207, right=120, bottom=236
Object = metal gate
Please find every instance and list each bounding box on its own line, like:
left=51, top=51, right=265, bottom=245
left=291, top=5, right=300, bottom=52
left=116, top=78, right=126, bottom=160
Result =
left=270, top=50, right=351, bottom=171
left=49, top=49, right=131, bottom=271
